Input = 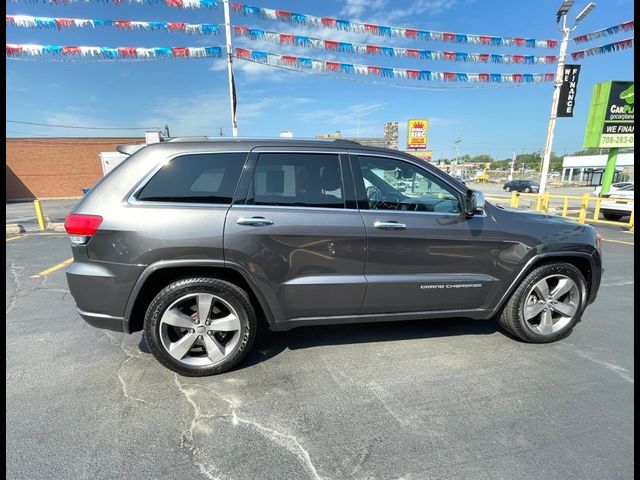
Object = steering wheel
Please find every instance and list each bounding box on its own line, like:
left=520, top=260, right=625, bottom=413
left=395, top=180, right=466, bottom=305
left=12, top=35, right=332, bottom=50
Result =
left=366, top=185, right=382, bottom=207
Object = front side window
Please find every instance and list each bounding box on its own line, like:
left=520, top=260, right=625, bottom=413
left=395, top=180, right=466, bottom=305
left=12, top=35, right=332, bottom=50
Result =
left=249, top=153, right=344, bottom=209
left=356, top=155, right=462, bottom=213
left=137, top=152, right=247, bottom=204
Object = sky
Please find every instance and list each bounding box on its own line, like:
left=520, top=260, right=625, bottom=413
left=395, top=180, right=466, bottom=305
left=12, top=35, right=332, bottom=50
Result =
left=5, top=0, right=635, bottom=160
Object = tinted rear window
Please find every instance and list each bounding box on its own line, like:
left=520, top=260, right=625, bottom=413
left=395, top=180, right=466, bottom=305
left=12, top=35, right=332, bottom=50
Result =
left=248, top=153, right=344, bottom=208
left=137, top=152, right=247, bottom=204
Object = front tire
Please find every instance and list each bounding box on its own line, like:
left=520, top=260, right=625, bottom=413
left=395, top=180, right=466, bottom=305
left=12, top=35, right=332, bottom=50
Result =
left=602, top=212, right=623, bottom=221
left=498, top=263, right=587, bottom=343
left=524, top=187, right=531, bottom=193
left=504, top=186, right=511, bottom=192
left=144, top=278, right=257, bottom=376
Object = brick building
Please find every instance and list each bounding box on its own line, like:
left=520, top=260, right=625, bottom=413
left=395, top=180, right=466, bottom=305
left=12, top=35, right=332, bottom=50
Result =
left=6, top=137, right=141, bottom=201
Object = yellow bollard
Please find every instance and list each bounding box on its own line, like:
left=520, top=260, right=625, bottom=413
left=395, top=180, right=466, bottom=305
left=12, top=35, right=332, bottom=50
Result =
left=629, top=208, right=634, bottom=233
left=578, top=194, right=589, bottom=224
left=593, top=197, right=602, bottom=221
left=542, top=193, right=550, bottom=212
left=33, top=199, right=47, bottom=231
left=562, top=197, right=569, bottom=217
left=510, top=192, right=520, bottom=208
left=535, top=194, right=543, bottom=212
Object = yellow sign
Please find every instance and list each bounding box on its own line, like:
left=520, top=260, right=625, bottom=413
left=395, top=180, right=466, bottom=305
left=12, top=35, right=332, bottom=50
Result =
left=407, top=119, right=428, bottom=149
left=408, top=150, right=432, bottom=161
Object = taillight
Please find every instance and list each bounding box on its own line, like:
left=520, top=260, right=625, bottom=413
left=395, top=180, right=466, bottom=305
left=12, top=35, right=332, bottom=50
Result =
left=64, top=214, right=102, bottom=245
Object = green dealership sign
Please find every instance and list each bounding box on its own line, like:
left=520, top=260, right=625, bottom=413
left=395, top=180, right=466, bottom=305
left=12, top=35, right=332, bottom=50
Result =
left=584, top=81, right=634, bottom=148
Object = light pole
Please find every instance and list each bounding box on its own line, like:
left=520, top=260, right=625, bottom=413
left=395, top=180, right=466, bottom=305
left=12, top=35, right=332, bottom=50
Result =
left=222, top=0, right=238, bottom=137
left=539, top=1, right=596, bottom=194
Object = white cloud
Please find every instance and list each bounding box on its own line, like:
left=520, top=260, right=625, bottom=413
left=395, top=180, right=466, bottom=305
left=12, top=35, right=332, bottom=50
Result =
left=340, top=0, right=388, bottom=17
left=295, top=101, right=387, bottom=137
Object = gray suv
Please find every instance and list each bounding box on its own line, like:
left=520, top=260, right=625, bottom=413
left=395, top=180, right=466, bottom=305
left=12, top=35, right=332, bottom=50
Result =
left=65, top=139, right=602, bottom=376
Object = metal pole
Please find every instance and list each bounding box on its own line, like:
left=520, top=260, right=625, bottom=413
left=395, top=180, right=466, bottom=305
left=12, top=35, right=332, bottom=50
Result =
left=222, top=0, right=238, bottom=137
left=509, top=150, right=515, bottom=181
left=539, top=16, right=570, bottom=194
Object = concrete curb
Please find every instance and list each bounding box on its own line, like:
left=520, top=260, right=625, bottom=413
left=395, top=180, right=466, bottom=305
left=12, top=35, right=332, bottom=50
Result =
left=47, top=223, right=67, bottom=232
left=6, top=224, right=26, bottom=234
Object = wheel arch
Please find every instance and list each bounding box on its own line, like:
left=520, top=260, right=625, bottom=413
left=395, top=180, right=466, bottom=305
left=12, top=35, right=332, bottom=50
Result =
left=490, top=252, right=596, bottom=317
left=124, top=260, right=275, bottom=334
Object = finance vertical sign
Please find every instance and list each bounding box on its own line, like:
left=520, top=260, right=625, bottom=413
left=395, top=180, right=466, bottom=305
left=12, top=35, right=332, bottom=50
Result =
left=556, top=64, right=581, bottom=117
left=407, top=119, right=428, bottom=149
left=584, top=81, right=634, bottom=148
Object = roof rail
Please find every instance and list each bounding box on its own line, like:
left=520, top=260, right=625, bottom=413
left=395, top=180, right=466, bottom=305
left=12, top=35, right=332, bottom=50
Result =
left=332, top=139, right=362, bottom=145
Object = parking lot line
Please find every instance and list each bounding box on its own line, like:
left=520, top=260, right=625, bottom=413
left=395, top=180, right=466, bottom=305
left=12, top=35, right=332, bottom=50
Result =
left=6, top=235, right=25, bottom=242
left=602, top=238, right=634, bottom=246
left=31, top=257, right=73, bottom=278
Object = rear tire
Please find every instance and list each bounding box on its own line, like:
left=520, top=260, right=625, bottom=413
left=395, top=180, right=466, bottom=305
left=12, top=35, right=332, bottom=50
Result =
left=143, top=277, right=257, bottom=376
left=524, top=187, right=531, bottom=193
left=504, top=186, right=511, bottom=192
left=498, top=262, right=587, bottom=343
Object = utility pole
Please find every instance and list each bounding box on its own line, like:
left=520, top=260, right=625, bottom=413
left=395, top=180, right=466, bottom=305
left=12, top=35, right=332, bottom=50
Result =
left=509, top=150, right=515, bottom=181
left=219, top=127, right=224, bottom=137
left=539, top=1, right=596, bottom=194
left=222, top=0, right=238, bottom=136
left=453, top=137, right=461, bottom=175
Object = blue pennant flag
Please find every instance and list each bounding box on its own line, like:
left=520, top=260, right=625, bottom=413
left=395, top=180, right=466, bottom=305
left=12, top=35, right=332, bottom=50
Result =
left=100, top=47, right=118, bottom=58
left=490, top=73, right=502, bottom=82
left=419, top=70, right=432, bottom=80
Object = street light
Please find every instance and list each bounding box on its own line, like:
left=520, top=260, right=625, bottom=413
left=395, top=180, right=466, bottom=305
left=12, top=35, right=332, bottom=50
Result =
left=539, top=1, right=596, bottom=194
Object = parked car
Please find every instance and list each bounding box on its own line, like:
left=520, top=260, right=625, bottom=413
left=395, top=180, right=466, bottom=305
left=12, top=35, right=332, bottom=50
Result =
left=503, top=179, right=540, bottom=193
left=65, top=138, right=602, bottom=376
left=600, top=184, right=634, bottom=221
left=593, top=181, right=633, bottom=197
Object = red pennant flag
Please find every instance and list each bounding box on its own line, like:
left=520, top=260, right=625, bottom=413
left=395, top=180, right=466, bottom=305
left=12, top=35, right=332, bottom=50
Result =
left=325, top=61, right=340, bottom=71
left=279, top=33, right=295, bottom=44
left=544, top=73, right=555, bottom=81
left=234, top=26, right=249, bottom=35
left=547, top=39, right=558, bottom=48
left=406, top=49, right=420, bottom=58
left=479, top=73, right=490, bottom=82
left=165, top=0, right=183, bottom=7
left=513, top=74, right=523, bottom=82
left=171, top=47, right=189, bottom=57
left=514, top=38, right=525, bottom=46
left=168, top=22, right=186, bottom=31
left=118, top=47, right=137, bottom=57
left=479, top=36, right=491, bottom=45
left=443, top=33, right=456, bottom=42
left=6, top=45, right=22, bottom=56
left=276, top=10, right=291, bottom=20
left=366, top=45, right=380, bottom=55
left=513, top=55, right=525, bottom=63
left=62, top=46, right=81, bottom=55
left=324, top=40, right=339, bottom=50
left=443, top=72, right=456, bottom=81
left=407, top=70, right=420, bottom=79
left=443, top=52, right=455, bottom=60
left=479, top=54, right=489, bottom=62
left=236, top=48, right=251, bottom=58
left=368, top=66, right=381, bottom=75
left=55, top=18, right=74, bottom=29
left=321, top=17, right=337, bottom=28
left=364, top=24, right=378, bottom=34
left=281, top=55, right=297, bottom=65
left=404, top=29, right=418, bottom=39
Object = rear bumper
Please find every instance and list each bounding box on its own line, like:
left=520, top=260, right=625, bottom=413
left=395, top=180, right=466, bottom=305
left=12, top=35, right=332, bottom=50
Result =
left=66, top=260, right=144, bottom=333
left=77, top=308, right=127, bottom=332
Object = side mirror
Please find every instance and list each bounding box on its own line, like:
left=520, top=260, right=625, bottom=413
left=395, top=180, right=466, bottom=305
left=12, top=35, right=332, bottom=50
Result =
left=468, top=190, right=485, bottom=215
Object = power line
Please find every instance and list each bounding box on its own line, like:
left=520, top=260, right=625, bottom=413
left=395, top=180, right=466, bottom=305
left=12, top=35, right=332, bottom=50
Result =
left=7, top=120, right=160, bottom=130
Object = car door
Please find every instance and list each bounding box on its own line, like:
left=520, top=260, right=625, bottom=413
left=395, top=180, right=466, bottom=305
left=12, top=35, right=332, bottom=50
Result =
left=351, top=152, right=503, bottom=314
left=224, top=147, right=367, bottom=327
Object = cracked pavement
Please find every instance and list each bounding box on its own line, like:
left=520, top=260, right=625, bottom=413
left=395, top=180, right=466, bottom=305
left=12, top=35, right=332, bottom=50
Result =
left=6, top=232, right=634, bottom=480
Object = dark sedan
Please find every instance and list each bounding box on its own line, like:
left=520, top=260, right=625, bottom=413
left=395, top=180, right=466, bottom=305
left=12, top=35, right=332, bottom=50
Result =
left=503, top=179, right=540, bottom=193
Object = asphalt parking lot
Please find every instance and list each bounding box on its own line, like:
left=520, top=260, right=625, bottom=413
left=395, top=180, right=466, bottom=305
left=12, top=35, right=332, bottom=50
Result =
left=6, top=228, right=634, bottom=480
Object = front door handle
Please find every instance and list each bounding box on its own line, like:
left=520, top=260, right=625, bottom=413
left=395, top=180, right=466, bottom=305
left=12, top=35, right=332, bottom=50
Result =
left=374, top=221, right=407, bottom=230
left=236, top=216, right=274, bottom=226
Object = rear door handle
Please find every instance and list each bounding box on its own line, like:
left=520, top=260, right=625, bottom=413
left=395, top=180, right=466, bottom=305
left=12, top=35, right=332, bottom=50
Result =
left=236, top=217, right=274, bottom=226
left=374, top=221, right=407, bottom=230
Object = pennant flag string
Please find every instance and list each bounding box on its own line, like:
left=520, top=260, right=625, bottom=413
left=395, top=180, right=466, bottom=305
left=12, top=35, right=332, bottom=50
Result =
left=573, top=20, right=634, bottom=44
left=231, top=3, right=558, bottom=49
left=6, top=43, right=223, bottom=59
left=233, top=25, right=557, bottom=64
left=6, top=15, right=220, bottom=34
left=570, top=38, right=634, bottom=60
left=234, top=48, right=555, bottom=83
left=6, top=0, right=216, bottom=7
